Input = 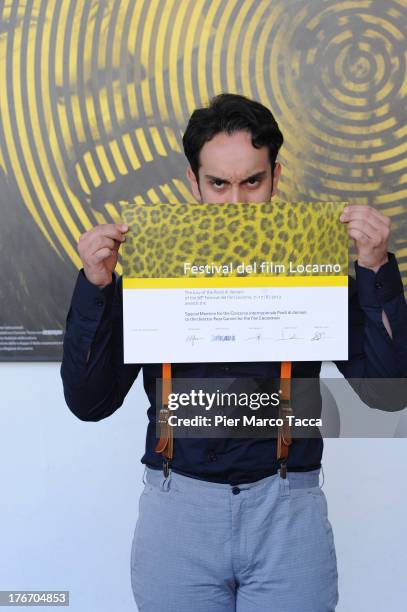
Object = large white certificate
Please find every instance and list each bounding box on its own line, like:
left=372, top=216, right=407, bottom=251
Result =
left=121, top=201, right=348, bottom=363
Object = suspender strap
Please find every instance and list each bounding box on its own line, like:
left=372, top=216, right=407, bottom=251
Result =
left=154, top=363, right=173, bottom=477
left=155, top=361, right=293, bottom=479
left=277, top=361, right=293, bottom=478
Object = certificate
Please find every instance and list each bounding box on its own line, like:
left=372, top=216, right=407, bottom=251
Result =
left=121, top=201, right=348, bottom=363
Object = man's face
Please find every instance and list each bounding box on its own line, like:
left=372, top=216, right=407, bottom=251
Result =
left=186, top=130, right=281, bottom=204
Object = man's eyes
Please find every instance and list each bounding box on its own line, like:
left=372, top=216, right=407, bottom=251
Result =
left=209, top=178, right=261, bottom=189
left=211, top=179, right=225, bottom=188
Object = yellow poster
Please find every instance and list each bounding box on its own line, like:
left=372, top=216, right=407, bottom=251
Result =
left=0, top=0, right=405, bottom=359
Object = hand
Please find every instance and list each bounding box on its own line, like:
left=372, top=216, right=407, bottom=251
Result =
left=78, top=223, right=129, bottom=288
left=339, top=205, right=390, bottom=272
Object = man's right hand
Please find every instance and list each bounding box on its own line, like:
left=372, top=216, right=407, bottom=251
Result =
left=78, top=223, right=129, bottom=289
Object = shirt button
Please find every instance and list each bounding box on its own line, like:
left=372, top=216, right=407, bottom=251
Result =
left=232, top=486, right=240, bottom=495
left=375, top=281, right=383, bottom=289
left=96, top=299, right=104, bottom=307
left=207, top=451, right=217, bottom=462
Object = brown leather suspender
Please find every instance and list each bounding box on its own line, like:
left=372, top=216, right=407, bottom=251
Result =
left=154, top=363, right=173, bottom=478
left=277, top=361, right=293, bottom=478
left=155, top=362, right=293, bottom=479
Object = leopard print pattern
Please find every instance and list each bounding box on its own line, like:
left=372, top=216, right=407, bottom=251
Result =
left=121, top=201, right=348, bottom=278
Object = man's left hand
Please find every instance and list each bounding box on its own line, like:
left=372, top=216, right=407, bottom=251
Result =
left=339, top=204, right=391, bottom=272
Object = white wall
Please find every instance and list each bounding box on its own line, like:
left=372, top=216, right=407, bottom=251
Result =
left=0, top=362, right=406, bottom=611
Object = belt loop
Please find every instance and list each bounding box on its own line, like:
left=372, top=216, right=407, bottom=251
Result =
left=319, top=464, right=325, bottom=489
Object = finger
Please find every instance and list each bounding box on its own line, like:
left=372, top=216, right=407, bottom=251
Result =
left=342, top=207, right=390, bottom=227
left=342, top=205, right=390, bottom=227
left=341, top=211, right=391, bottom=238
left=98, top=224, right=128, bottom=241
left=117, top=222, right=129, bottom=232
left=91, top=223, right=128, bottom=242
left=92, top=247, right=116, bottom=264
left=79, top=229, right=124, bottom=256
left=348, top=228, right=371, bottom=245
left=89, top=236, right=116, bottom=255
left=88, top=231, right=127, bottom=253
left=346, top=217, right=390, bottom=245
left=347, top=222, right=386, bottom=248
left=346, top=219, right=379, bottom=240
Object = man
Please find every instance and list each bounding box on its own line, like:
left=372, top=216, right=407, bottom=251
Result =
left=61, top=94, right=407, bottom=611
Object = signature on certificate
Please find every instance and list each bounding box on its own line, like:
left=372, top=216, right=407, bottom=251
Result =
left=310, top=328, right=333, bottom=341
left=245, top=331, right=273, bottom=342
left=276, top=328, right=304, bottom=341
left=186, top=334, right=204, bottom=346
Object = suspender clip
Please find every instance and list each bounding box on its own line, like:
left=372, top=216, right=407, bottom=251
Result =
left=163, top=459, right=171, bottom=479
left=279, top=461, right=287, bottom=479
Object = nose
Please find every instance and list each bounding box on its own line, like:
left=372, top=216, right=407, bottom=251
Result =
left=229, top=185, right=247, bottom=204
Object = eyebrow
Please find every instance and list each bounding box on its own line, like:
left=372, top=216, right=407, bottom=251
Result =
left=204, top=171, right=267, bottom=185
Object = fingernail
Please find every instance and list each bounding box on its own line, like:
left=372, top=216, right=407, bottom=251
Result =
left=121, top=224, right=128, bottom=231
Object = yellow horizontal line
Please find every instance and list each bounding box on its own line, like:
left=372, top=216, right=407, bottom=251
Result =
left=123, top=276, right=348, bottom=289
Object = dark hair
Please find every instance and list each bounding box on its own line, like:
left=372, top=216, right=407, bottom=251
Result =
left=182, top=93, right=284, bottom=180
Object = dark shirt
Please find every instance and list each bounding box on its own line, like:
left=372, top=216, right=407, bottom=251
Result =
left=60, top=253, right=407, bottom=485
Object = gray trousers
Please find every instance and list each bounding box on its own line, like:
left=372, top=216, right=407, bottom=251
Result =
left=131, top=466, right=338, bottom=611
